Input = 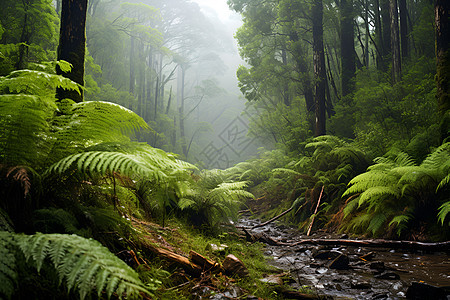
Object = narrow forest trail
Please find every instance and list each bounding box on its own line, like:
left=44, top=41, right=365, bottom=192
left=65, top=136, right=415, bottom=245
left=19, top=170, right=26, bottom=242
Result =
left=238, top=216, right=450, bottom=300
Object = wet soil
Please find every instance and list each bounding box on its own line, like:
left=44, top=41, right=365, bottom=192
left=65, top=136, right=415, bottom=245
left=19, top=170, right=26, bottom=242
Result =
left=238, top=217, right=450, bottom=299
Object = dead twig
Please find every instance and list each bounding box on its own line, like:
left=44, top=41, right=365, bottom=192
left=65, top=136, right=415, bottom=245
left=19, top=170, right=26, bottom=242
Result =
left=307, top=186, right=324, bottom=236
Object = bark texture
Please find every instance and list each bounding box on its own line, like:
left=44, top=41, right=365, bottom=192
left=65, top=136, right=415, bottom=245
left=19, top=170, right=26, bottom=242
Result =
left=390, top=0, right=401, bottom=83
left=56, top=0, right=88, bottom=103
left=340, top=0, right=356, bottom=97
left=312, top=0, right=327, bottom=136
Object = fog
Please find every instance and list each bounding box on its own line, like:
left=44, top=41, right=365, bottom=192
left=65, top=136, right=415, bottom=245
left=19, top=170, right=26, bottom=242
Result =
left=82, top=0, right=266, bottom=169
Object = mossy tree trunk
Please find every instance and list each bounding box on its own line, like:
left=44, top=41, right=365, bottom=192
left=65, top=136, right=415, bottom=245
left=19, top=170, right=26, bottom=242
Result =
left=435, top=0, right=450, bottom=142
left=56, top=0, right=88, bottom=103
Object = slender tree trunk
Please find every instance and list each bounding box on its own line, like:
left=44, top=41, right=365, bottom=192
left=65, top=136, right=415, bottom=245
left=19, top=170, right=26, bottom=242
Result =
left=381, top=0, right=391, bottom=69
left=56, top=0, right=88, bottom=103
left=129, top=35, right=135, bottom=95
left=435, top=0, right=450, bottom=142
left=399, top=0, right=408, bottom=59
left=165, top=86, right=172, bottom=115
left=340, top=0, right=356, bottom=97
left=178, top=65, right=188, bottom=158
left=364, top=0, right=370, bottom=67
left=374, top=0, right=384, bottom=70
left=145, top=48, right=153, bottom=122
left=313, top=0, right=327, bottom=136
left=390, top=0, right=401, bottom=83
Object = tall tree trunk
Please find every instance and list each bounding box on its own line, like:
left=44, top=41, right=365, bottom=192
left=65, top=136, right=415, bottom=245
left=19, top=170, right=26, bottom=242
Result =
left=399, top=0, right=408, bottom=59
left=129, top=36, right=135, bottom=95
left=312, top=0, right=327, bottom=137
left=435, top=0, right=450, bottom=142
left=381, top=0, right=391, bottom=69
left=374, top=0, right=384, bottom=69
left=340, top=0, right=356, bottom=97
left=145, top=48, right=153, bottom=122
left=390, top=0, right=401, bottom=84
left=364, top=0, right=370, bottom=67
left=178, top=65, right=188, bottom=158
left=56, top=0, right=88, bottom=103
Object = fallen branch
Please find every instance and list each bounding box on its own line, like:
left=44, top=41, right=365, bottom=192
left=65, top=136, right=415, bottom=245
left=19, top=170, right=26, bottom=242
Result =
left=245, top=232, right=450, bottom=251
left=251, top=206, right=294, bottom=229
left=307, top=186, right=324, bottom=236
left=288, top=238, right=450, bottom=251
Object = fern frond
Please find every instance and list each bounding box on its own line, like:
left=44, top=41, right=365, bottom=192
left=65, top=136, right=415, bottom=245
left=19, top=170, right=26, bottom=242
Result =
left=0, top=94, right=55, bottom=166
left=343, top=197, right=360, bottom=218
left=16, top=233, right=150, bottom=299
left=389, top=214, right=412, bottom=236
left=343, top=170, right=398, bottom=196
left=421, top=142, right=450, bottom=170
left=272, top=168, right=301, bottom=177
left=437, top=174, right=450, bottom=191
left=46, top=151, right=166, bottom=181
left=394, top=152, right=416, bottom=167
left=367, top=213, right=387, bottom=235
left=358, top=186, right=400, bottom=207
left=0, top=69, right=80, bottom=96
left=438, top=201, right=450, bottom=226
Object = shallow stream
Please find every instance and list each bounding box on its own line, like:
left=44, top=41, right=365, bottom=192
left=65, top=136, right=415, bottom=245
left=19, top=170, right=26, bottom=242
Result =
left=238, top=217, right=450, bottom=299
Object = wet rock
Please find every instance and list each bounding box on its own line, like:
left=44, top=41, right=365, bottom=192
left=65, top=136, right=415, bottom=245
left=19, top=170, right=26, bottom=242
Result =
left=314, top=250, right=342, bottom=260
left=329, top=253, right=350, bottom=270
left=351, top=281, right=372, bottom=289
left=405, top=281, right=450, bottom=300
left=371, top=293, right=389, bottom=300
left=222, top=254, right=249, bottom=277
left=374, top=272, right=400, bottom=280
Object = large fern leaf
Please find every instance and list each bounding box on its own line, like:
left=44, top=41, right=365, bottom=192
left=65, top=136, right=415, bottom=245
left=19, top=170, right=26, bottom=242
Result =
left=0, top=94, right=55, bottom=166
left=15, top=232, right=150, bottom=299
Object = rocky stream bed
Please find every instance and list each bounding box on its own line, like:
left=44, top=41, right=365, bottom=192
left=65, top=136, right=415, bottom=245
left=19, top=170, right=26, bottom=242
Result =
left=237, top=216, right=450, bottom=300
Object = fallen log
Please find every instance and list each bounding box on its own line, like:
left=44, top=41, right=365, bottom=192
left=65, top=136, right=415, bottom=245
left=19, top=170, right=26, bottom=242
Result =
left=146, top=243, right=202, bottom=276
left=288, top=238, right=450, bottom=251
left=240, top=229, right=450, bottom=251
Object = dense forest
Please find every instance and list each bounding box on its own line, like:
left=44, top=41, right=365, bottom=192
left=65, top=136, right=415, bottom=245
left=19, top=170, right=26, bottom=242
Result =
left=0, top=0, right=449, bottom=299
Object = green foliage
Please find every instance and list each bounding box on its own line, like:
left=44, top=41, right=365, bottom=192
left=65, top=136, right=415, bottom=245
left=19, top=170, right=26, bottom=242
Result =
left=178, top=169, right=254, bottom=227
left=342, top=143, right=450, bottom=237
left=0, top=231, right=153, bottom=300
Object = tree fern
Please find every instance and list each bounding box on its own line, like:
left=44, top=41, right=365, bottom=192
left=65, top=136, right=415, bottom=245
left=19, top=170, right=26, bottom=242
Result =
left=0, top=232, right=152, bottom=300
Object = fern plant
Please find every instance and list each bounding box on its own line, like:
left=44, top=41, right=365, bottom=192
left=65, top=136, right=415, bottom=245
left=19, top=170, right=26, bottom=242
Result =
left=342, top=143, right=450, bottom=237
left=178, top=169, right=254, bottom=227
left=0, top=231, right=153, bottom=300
